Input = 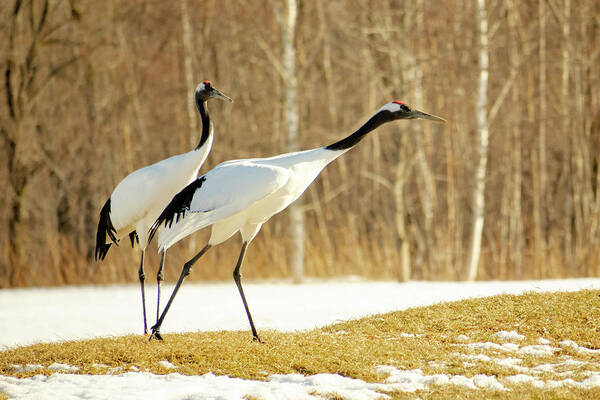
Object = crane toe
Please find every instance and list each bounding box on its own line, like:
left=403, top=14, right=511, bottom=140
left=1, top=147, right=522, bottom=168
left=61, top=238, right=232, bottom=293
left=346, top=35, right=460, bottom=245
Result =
left=149, top=328, right=164, bottom=341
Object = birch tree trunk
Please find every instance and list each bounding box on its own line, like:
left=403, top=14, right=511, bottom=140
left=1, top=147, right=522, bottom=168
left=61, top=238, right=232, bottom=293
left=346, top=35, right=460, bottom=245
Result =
left=507, top=0, right=523, bottom=278
left=537, top=0, right=548, bottom=269
left=466, top=0, right=489, bottom=281
left=561, top=0, right=573, bottom=262
left=380, top=1, right=413, bottom=281
left=412, top=0, right=437, bottom=275
left=281, top=0, right=303, bottom=283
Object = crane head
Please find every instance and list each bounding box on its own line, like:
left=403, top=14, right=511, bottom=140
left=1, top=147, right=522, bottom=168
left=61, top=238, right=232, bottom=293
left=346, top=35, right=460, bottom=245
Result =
left=195, top=81, right=233, bottom=103
left=380, top=101, right=445, bottom=123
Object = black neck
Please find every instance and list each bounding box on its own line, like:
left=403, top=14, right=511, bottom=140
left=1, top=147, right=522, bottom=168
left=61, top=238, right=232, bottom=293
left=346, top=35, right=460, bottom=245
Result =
left=325, top=111, right=393, bottom=151
left=195, top=98, right=212, bottom=150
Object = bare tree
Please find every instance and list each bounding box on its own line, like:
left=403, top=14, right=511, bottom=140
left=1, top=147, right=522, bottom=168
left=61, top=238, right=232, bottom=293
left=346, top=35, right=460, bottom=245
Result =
left=466, top=0, right=489, bottom=281
left=411, top=0, right=437, bottom=274
left=536, top=0, right=548, bottom=269
left=1, top=0, right=600, bottom=287
left=280, top=0, right=303, bottom=283
left=1, top=0, right=82, bottom=286
left=266, top=0, right=303, bottom=282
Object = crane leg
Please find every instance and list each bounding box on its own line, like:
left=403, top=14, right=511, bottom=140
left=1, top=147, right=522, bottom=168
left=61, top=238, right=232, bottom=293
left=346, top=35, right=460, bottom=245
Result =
left=150, top=244, right=211, bottom=341
left=156, top=250, right=165, bottom=324
left=233, top=242, right=261, bottom=342
left=138, top=250, right=148, bottom=334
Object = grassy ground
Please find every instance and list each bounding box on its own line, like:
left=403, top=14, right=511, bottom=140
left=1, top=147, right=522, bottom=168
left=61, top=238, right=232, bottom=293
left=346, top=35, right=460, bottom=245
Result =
left=1, top=290, right=600, bottom=399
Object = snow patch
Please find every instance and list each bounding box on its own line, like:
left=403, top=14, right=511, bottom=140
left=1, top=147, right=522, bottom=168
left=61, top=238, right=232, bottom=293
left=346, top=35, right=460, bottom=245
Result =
left=376, top=366, right=505, bottom=392
left=454, top=353, right=492, bottom=362
left=518, top=345, right=558, bottom=357
left=583, top=374, right=600, bottom=388
left=453, top=353, right=529, bottom=372
left=494, top=357, right=529, bottom=372
left=560, top=340, right=600, bottom=355
left=459, top=341, right=559, bottom=357
left=157, top=361, right=177, bottom=370
left=504, top=374, right=545, bottom=388
left=0, top=372, right=387, bottom=400
left=2, top=367, right=599, bottom=399
left=2, top=280, right=600, bottom=398
left=504, top=373, right=600, bottom=390
left=268, top=373, right=386, bottom=400
left=493, top=330, right=525, bottom=342
left=4, top=279, right=600, bottom=350
left=48, top=363, right=80, bottom=373
left=398, top=332, right=422, bottom=338
left=532, top=359, right=585, bottom=373
left=9, top=364, right=43, bottom=373
left=386, top=333, right=423, bottom=340
left=463, top=342, right=519, bottom=352
left=455, top=334, right=470, bottom=342
left=473, top=374, right=505, bottom=390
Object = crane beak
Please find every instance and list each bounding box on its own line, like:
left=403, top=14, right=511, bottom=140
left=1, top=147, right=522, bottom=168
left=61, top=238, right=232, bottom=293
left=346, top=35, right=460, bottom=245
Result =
left=212, top=88, right=233, bottom=103
left=411, top=109, right=446, bottom=123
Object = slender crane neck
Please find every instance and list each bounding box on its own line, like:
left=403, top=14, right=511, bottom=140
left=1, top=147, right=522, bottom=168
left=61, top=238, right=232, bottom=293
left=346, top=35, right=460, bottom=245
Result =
left=195, top=99, right=213, bottom=151
left=324, top=111, right=394, bottom=151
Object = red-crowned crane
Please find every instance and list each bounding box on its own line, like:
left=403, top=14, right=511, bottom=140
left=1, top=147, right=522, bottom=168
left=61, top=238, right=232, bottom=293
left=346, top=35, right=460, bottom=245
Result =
left=94, top=81, right=232, bottom=334
left=148, top=101, right=445, bottom=341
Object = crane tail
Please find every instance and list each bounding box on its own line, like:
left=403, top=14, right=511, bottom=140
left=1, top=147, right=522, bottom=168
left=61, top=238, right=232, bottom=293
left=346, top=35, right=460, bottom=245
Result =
left=129, top=231, right=138, bottom=248
left=95, top=198, right=118, bottom=261
left=148, top=176, right=208, bottom=247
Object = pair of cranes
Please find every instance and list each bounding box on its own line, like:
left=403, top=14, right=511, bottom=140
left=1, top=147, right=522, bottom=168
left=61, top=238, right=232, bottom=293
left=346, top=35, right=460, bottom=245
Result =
left=95, top=81, right=445, bottom=342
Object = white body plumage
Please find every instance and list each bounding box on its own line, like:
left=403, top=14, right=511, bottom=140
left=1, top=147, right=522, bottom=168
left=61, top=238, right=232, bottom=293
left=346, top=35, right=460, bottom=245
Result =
left=157, top=147, right=343, bottom=250
left=110, top=144, right=212, bottom=248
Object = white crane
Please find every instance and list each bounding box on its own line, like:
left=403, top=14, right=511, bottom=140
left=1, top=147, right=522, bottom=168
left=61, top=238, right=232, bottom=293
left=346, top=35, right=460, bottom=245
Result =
left=148, top=101, right=445, bottom=341
left=94, top=81, right=232, bottom=334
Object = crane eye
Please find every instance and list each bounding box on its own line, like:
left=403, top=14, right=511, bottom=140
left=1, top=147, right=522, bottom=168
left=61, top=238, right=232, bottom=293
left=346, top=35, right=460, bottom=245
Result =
left=400, top=104, right=410, bottom=112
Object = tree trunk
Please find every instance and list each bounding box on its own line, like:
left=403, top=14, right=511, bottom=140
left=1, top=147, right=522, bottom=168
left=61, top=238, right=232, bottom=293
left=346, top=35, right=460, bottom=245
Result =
left=561, top=0, right=573, bottom=264
left=412, top=0, right=436, bottom=276
left=466, top=0, right=489, bottom=281
left=507, top=0, right=523, bottom=278
left=536, top=0, right=548, bottom=271
left=281, top=0, right=303, bottom=283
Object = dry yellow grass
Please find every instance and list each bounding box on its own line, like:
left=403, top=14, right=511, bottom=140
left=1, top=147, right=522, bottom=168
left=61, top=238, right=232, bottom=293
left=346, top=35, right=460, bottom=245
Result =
left=1, top=290, right=600, bottom=399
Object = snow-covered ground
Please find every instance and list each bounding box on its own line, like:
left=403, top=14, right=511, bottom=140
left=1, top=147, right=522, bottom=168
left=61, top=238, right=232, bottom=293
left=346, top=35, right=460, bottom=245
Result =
left=1, top=278, right=600, bottom=399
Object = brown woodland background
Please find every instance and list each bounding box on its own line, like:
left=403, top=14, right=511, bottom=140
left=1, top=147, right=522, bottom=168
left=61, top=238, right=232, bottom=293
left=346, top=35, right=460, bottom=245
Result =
left=1, top=0, right=599, bottom=287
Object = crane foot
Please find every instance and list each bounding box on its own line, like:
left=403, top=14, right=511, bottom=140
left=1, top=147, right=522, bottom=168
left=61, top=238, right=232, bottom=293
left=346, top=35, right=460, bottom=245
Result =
left=149, top=329, right=163, bottom=341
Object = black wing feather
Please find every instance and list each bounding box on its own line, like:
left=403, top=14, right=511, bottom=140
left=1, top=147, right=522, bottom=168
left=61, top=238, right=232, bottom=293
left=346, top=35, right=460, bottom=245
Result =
left=148, top=176, right=207, bottom=245
left=129, top=231, right=138, bottom=247
left=95, top=198, right=118, bottom=261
